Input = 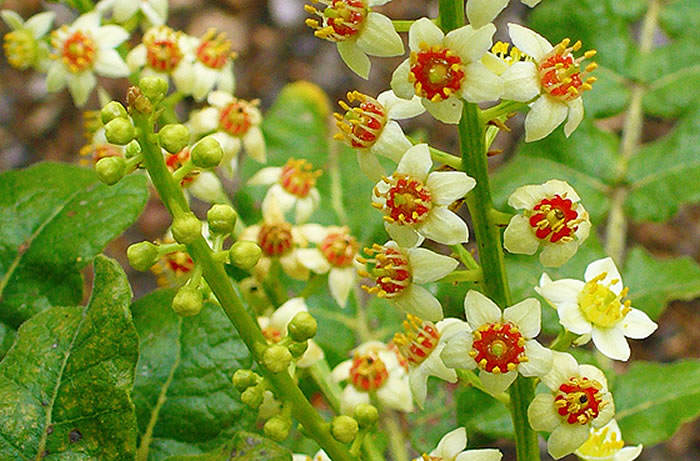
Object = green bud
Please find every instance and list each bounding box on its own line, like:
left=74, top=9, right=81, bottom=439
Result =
left=288, top=341, right=308, bottom=358
left=191, top=136, right=223, bottom=168
left=241, top=385, right=264, bottom=408
left=95, top=156, right=126, bottom=185
left=263, top=345, right=292, bottom=373
left=288, top=311, right=317, bottom=342
left=232, top=369, right=259, bottom=392
left=172, top=285, right=203, bottom=317
left=127, top=86, right=152, bottom=115
left=331, top=415, right=359, bottom=444
left=159, top=124, right=190, bottom=154
left=125, top=140, right=142, bottom=158
left=101, top=101, right=128, bottom=124
left=353, top=404, right=379, bottom=428
left=207, top=204, right=237, bottom=234
left=104, top=117, right=136, bottom=145
left=171, top=213, right=202, bottom=244
left=229, top=241, right=262, bottom=270
left=263, top=416, right=290, bottom=442
left=127, top=241, right=159, bottom=271
left=139, top=76, right=169, bottom=101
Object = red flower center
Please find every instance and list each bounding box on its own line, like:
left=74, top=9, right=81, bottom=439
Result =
left=196, top=29, right=233, bottom=70
left=528, top=194, right=581, bottom=243
left=349, top=352, right=389, bottom=391
left=144, top=26, right=183, bottom=72
left=554, top=376, right=606, bottom=425
left=538, top=38, right=597, bottom=102
left=219, top=100, right=253, bottom=137
left=358, top=244, right=411, bottom=298
left=320, top=231, right=358, bottom=267
left=409, top=45, right=464, bottom=102
left=393, top=314, right=440, bottom=366
left=166, top=148, right=198, bottom=186
left=262, top=326, right=283, bottom=343
left=470, top=322, right=526, bottom=374
left=335, top=91, right=387, bottom=149
left=375, top=174, right=432, bottom=225
left=305, top=0, right=367, bottom=42
left=59, top=29, right=96, bottom=73
left=280, top=158, right=322, bottom=198
left=258, top=223, right=294, bottom=257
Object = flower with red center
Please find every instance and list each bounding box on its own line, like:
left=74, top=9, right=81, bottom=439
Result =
left=411, top=428, right=503, bottom=461
left=504, top=180, right=591, bottom=267
left=357, top=240, right=457, bottom=321
left=575, top=419, right=643, bottom=461
left=186, top=28, right=236, bottom=100
left=150, top=237, right=195, bottom=287
left=334, top=90, right=425, bottom=181
left=97, top=0, right=168, bottom=26
left=466, top=0, right=543, bottom=29
left=46, top=12, right=130, bottom=107
left=496, top=24, right=597, bottom=142
left=305, top=0, right=403, bottom=79
left=332, top=341, right=412, bottom=414
left=372, top=144, right=476, bottom=247
left=79, top=127, right=125, bottom=166
left=1, top=10, right=54, bottom=72
left=391, top=18, right=503, bottom=124
left=528, top=352, right=615, bottom=459
left=248, top=158, right=322, bottom=223
left=165, top=148, right=199, bottom=187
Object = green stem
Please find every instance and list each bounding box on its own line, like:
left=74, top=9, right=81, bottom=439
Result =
left=480, top=100, right=529, bottom=123
left=450, top=244, right=480, bottom=270
left=549, top=330, right=577, bottom=352
left=437, top=269, right=483, bottom=284
left=391, top=20, right=414, bottom=32
left=438, top=0, right=465, bottom=31
left=380, top=408, right=409, bottom=461
left=262, top=261, right=288, bottom=306
left=456, top=369, right=510, bottom=404
left=428, top=146, right=463, bottom=170
left=73, top=0, right=95, bottom=13
left=298, top=274, right=327, bottom=299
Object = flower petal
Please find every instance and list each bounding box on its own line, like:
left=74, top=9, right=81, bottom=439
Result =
left=440, top=330, right=475, bottom=370
left=480, top=370, right=517, bottom=394
left=113, top=0, right=140, bottom=22
left=466, top=0, right=508, bottom=29
left=445, top=23, right=496, bottom=63
left=97, top=24, right=130, bottom=48
left=191, top=64, right=218, bottom=101
left=126, top=44, right=147, bottom=72
left=542, top=351, right=578, bottom=390
left=464, top=290, right=501, bottom=329
left=1, top=10, right=24, bottom=30
left=329, top=267, right=356, bottom=307
left=25, top=11, right=55, bottom=38
left=46, top=62, right=68, bottom=92
left=248, top=166, right=282, bottom=185
left=68, top=71, right=97, bottom=107
left=407, top=247, right=459, bottom=283
left=243, top=126, right=267, bottom=162
left=94, top=48, right=129, bottom=77
left=578, top=364, right=609, bottom=389
left=409, top=368, right=430, bottom=409
left=527, top=393, right=559, bottom=431
left=507, top=183, right=545, bottom=210
left=356, top=151, right=386, bottom=182
left=270, top=297, right=308, bottom=332
left=391, top=59, right=415, bottom=100
left=422, top=97, right=464, bottom=124
left=340, top=385, right=370, bottom=415
left=408, top=17, right=444, bottom=51
left=74, top=12, right=101, bottom=31
left=518, top=340, right=553, bottom=377
left=279, top=252, right=310, bottom=281
left=297, top=340, right=324, bottom=367
left=503, top=214, right=540, bottom=255
left=371, top=120, right=413, bottom=162
left=539, top=240, right=579, bottom=267
left=377, top=375, right=413, bottom=412
left=385, top=221, right=424, bottom=248
left=391, top=284, right=444, bottom=321
left=592, top=327, right=630, bottom=361
left=557, top=302, right=593, bottom=335
left=455, top=449, right=503, bottom=461
left=435, top=427, right=467, bottom=459
left=584, top=257, right=623, bottom=294
left=508, top=23, right=553, bottom=61
left=548, top=423, right=590, bottom=459
left=504, top=298, right=541, bottom=338
left=296, top=248, right=332, bottom=274
left=337, top=41, right=370, bottom=79
left=356, top=13, right=404, bottom=57
left=378, top=91, right=425, bottom=119
left=501, top=61, right=540, bottom=102
left=524, top=95, right=569, bottom=142
left=426, top=171, right=476, bottom=205
left=396, top=143, right=432, bottom=180
left=416, top=207, right=469, bottom=245
left=536, top=278, right=585, bottom=306
left=592, top=393, right=615, bottom=428
left=621, top=309, right=657, bottom=339
left=564, top=97, right=584, bottom=137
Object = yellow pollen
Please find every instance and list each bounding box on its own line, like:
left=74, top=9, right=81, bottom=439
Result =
left=577, top=426, right=625, bottom=457
left=577, top=274, right=631, bottom=328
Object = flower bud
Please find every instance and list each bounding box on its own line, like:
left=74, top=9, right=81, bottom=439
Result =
left=331, top=415, right=359, bottom=444
left=125, top=140, right=142, bottom=158
left=127, top=86, right=153, bottom=115
left=241, top=385, right=264, bottom=408
left=288, top=341, right=308, bottom=358
left=353, top=404, right=379, bottom=428
left=229, top=241, right=262, bottom=270
left=159, top=124, right=190, bottom=154
left=172, top=285, right=203, bottom=317
left=288, top=312, right=317, bottom=342
left=207, top=204, right=237, bottom=234
left=263, top=344, right=292, bottom=373
left=232, top=369, right=260, bottom=392
left=171, top=213, right=202, bottom=244
left=139, top=76, right=169, bottom=101
left=101, top=101, right=128, bottom=124
left=263, top=416, right=290, bottom=442
left=127, top=241, right=159, bottom=271
left=95, top=156, right=126, bottom=185
left=104, top=117, right=136, bottom=146
left=191, top=136, right=223, bottom=168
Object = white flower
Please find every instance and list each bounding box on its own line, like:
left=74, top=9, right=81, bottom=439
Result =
left=249, top=158, right=322, bottom=223
left=411, top=427, right=502, bottom=461
left=372, top=143, right=476, bottom=247
left=332, top=341, right=413, bottom=414
left=305, top=0, right=404, bottom=79
left=503, top=179, right=591, bottom=267
left=575, top=419, right=643, bottom=461
left=528, top=351, right=615, bottom=459
left=391, top=17, right=503, bottom=124
left=97, top=0, right=168, bottom=25
left=180, top=28, right=236, bottom=101
left=467, top=0, right=543, bottom=29
left=47, top=12, right=130, bottom=107
left=358, top=240, right=458, bottom=321
left=536, top=257, right=658, bottom=361
left=393, top=315, right=470, bottom=408
left=499, top=23, right=597, bottom=142
left=334, top=90, right=425, bottom=181
left=441, top=290, right=552, bottom=395
left=295, top=226, right=360, bottom=307
left=189, top=91, right=266, bottom=177
left=1, top=9, right=54, bottom=71
left=258, top=297, right=324, bottom=368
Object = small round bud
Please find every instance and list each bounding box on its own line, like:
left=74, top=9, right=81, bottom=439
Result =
left=172, top=285, right=203, bottom=317
left=288, top=312, right=317, bottom=342
left=353, top=404, right=379, bottom=428
left=101, top=101, right=128, bottom=124
left=331, top=415, right=359, bottom=444
left=207, top=204, right=237, bottom=234
left=191, top=136, right=223, bottom=168
left=159, top=124, right=190, bottom=154
left=263, top=345, right=292, bottom=373
left=263, top=416, right=290, bottom=442
left=95, top=156, right=126, bottom=185
left=127, top=241, right=159, bottom=271
left=139, top=76, right=168, bottom=101
left=171, top=213, right=202, bottom=244
left=232, top=369, right=259, bottom=392
left=288, top=341, right=308, bottom=358
left=229, top=241, right=262, bottom=270
left=125, top=140, right=142, bottom=158
left=241, top=385, right=264, bottom=408
left=104, top=117, right=136, bottom=145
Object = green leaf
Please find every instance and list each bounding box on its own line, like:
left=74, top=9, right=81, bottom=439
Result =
left=583, top=66, right=630, bottom=119
left=456, top=387, right=513, bottom=440
left=0, top=321, right=15, bottom=360
left=131, top=289, right=256, bottom=461
left=0, top=162, right=148, bottom=328
left=0, top=255, right=139, bottom=460
left=614, top=360, right=700, bottom=446
left=162, top=432, right=292, bottom=461
left=659, top=0, right=700, bottom=39
left=623, top=247, right=700, bottom=320
left=408, top=380, right=458, bottom=451
left=625, top=109, right=700, bottom=222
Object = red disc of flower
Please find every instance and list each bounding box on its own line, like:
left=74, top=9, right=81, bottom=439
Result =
left=258, top=223, right=294, bottom=257
left=350, top=352, right=389, bottom=391
left=320, top=232, right=358, bottom=268
left=166, top=149, right=198, bottom=186
left=334, top=91, right=388, bottom=149
left=537, top=38, right=597, bottom=102
left=219, top=100, right=253, bottom=137
left=279, top=158, right=322, bottom=198
left=305, top=0, right=367, bottom=42
left=58, top=29, right=96, bottom=73
left=409, top=45, right=465, bottom=101
left=375, top=174, right=432, bottom=225
left=529, top=194, right=580, bottom=243
left=393, top=314, right=440, bottom=366
left=360, top=244, right=412, bottom=298
left=196, top=28, right=233, bottom=70
left=144, top=26, right=183, bottom=73
left=554, top=376, right=606, bottom=425
left=470, top=322, right=526, bottom=374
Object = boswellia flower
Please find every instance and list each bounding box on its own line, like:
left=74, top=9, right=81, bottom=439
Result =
left=528, top=351, right=615, bottom=459
left=186, top=28, right=236, bottom=101
left=412, top=428, right=502, bottom=461
left=47, top=12, right=130, bottom=107
left=97, top=0, right=168, bottom=26
left=332, top=341, right=413, bottom=414
left=334, top=90, right=424, bottom=181
left=372, top=143, right=476, bottom=247
left=503, top=179, right=591, bottom=267
left=304, top=0, right=404, bottom=79
left=391, top=17, right=503, bottom=124
left=467, top=0, right=542, bottom=29
left=357, top=241, right=458, bottom=321
left=1, top=10, right=54, bottom=71
left=575, top=419, right=643, bottom=461
left=441, top=290, right=552, bottom=395
left=536, top=257, right=657, bottom=361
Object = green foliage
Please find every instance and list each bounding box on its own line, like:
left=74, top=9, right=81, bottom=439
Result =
left=408, top=380, right=459, bottom=451
left=162, top=432, right=292, bottom=461
left=659, top=0, right=700, bottom=38
left=130, top=289, right=256, bottom=461
left=0, top=162, right=148, bottom=328
left=457, top=387, right=513, bottom=440
left=614, top=360, right=700, bottom=446
left=0, top=256, right=139, bottom=460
